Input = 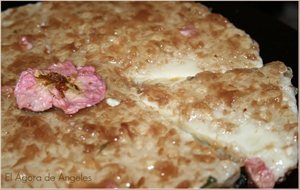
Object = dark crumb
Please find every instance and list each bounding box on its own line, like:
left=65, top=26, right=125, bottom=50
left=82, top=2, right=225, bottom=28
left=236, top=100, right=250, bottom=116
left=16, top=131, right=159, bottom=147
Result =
left=234, top=167, right=248, bottom=188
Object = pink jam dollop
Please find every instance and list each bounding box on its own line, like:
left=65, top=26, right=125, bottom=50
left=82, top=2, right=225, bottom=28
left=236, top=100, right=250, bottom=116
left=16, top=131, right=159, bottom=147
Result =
left=14, top=60, right=106, bottom=114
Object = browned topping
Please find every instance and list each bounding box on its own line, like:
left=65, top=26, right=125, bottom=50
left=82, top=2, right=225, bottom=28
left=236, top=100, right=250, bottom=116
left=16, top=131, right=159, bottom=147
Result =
left=42, top=153, right=56, bottom=163
left=3, top=116, right=55, bottom=152
left=82, top=123, right=97, bottom=133
left=96, top=178, right=117, bottom=188
left=193, top=154, right=215, bottom=163
left=4, top=35, right=36, bottom=52
left=33, top=123, right=56, bottom=143
left=190, top=40, right=204, bottom=49
left=226, top=35, right=242, bottom=51
left=147, top=123, right=167, bottom=137
left=8, top=54, right=47, bottom=74
left=142, top=84, right=171, bottom=106
left=251, top=111, right=272, bottom=123
left=136, top=177, right=145, bottom=187
left=204, top=80, right=250, bottom=107
left=186, top=141, right=212, bottom=153
left=18, top=35, right=32, bottom=50
left=176, top=180, right=191, bottom=188
left=167, top=128, right=177, bottom=136
left=48, top=17, right=63, bottom=29
left=284, top=123, right=298, bottom=131
left=192, top=101, right=212, bottom=111
left=251, top=100, right=258, bottom=108
left=155, top=160, right=178, bottom=181
left=259, top=84, right=282, bottom=107
left=1, top=78, right=16, bottom=86
left=120, top=122, right=136, bottom=140
left=204, top=13, right=228, bottom=27
left=1, top=85, right=15, bottom=98
left=82, top=155, right=101, bottom=169
left=195, top=71, right=218, bottom=81
left=219, top=90, right=239, bottom=106
left=13, top=144, right=40, bottom=167
left=245, top=53, right=258, bottom=61
left=63, top=42, right=79, bottom=53
left=157, top=128, right=180, bottom=147
left=213, top=119, right=237, bottom=133
left=84, top=124, right=119, bottom=143
left=178, top=156, right=192, bottom=165
left=108, top=45, right=121, bottom=54
left=62, top=134, right=80, bottom=146
left=133, top=10, right=151, bottom=22
left=83, top=144, right=95, bottom=153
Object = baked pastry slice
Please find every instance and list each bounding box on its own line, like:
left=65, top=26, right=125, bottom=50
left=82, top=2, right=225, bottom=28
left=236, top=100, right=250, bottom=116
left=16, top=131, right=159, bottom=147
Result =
left=139, top=61, right=298, bottom=187
left=2, top=67, right=241, bottom=188
left=2, top=2, right=262, bottom=86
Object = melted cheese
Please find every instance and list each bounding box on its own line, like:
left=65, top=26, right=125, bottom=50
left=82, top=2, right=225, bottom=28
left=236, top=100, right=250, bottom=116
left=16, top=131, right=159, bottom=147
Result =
left=187, top=113, right=297, bottom=180
left=133, top=56, right=200, bottom=81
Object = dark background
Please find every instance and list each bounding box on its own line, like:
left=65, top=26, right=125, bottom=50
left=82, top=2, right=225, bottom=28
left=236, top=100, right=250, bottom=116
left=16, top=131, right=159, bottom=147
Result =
left=201, top=2, right=298, bottom=90
left=1, top=1, right=298, bottom=188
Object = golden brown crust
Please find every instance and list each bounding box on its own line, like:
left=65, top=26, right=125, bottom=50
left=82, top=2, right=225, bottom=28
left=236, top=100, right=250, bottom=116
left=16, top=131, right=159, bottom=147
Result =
left=2, top=2, right=262, bottom=84
left=139, top=61, right=298, bottom=181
